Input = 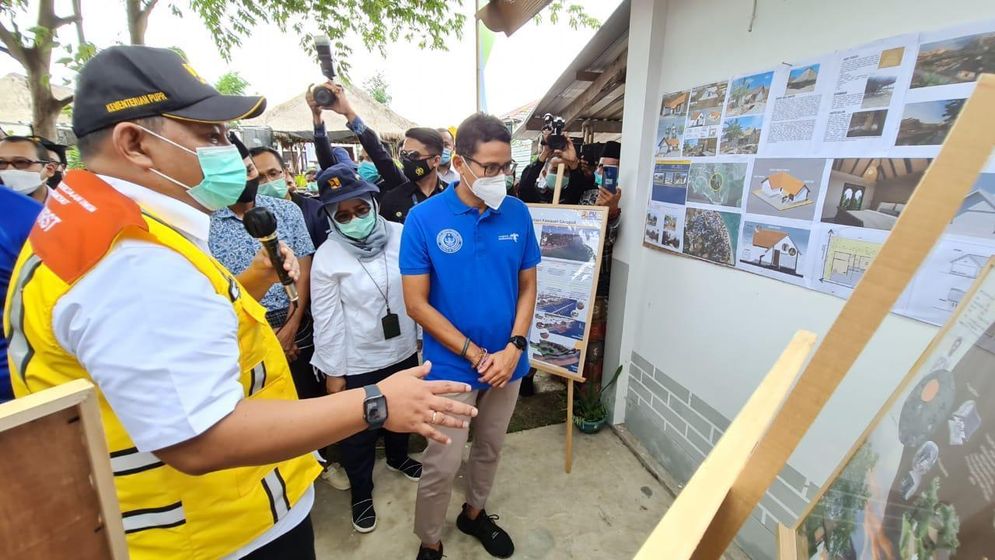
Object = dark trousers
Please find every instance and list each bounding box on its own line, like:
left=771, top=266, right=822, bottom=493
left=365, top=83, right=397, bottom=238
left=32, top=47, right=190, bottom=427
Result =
left=243, top=515, right=315, bottom=560
left=340, top=353, right=419, bottom=503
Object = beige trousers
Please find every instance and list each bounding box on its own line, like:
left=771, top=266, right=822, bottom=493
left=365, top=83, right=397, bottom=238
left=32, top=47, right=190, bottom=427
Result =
left=413, top=379, right=522, bottom=544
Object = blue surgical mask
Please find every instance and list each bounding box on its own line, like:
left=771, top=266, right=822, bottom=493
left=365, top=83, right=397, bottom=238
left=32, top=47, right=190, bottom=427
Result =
left=594, top=171, right=604, bottom=186
left=440, top=148, right=453, bottom=165
left=336, top=212, right=377, bottom=240
left=141, top=127, right=247, bottom=211
left=306, top=181, right=318, bottom=193
left=258, top=177, right=289, bottom=199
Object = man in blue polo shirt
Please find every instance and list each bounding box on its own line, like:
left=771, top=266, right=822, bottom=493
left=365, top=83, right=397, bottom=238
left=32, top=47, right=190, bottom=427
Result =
left=401, top=113, right=540, bottom=560
left=0, top=185, right=42, bottom=402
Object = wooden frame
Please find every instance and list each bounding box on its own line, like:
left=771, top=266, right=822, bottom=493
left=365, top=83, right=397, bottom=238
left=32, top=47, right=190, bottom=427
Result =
left=634, top=74, right=995, bottom=559
left=635, top=330, right=817, bottom=559
left=0, top=379, right=126, bottom=559
left=527, top=162, right=610, bottom=473
left=787, top=256, right=995, bottom=557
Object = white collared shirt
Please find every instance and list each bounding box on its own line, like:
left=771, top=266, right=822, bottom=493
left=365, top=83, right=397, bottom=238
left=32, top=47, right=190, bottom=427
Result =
left=51, top=175, right=311, bottom=559
left=310, top=221, right=417, bottom=376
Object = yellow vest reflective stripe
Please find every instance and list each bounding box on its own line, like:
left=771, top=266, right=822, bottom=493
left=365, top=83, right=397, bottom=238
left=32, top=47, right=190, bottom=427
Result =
left=4, top=171, right=322, bottom=560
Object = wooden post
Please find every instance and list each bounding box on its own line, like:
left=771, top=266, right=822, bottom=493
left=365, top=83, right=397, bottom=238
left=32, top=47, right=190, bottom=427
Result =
left=565, top=378, right=574, bottom=473
left=777, top=523, right=798, bottom=560
left=551, top=162, right=566, bottom=205
left=634, top=331, right=816, bottom=559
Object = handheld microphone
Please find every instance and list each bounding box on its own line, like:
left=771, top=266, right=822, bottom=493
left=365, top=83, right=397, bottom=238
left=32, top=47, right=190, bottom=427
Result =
left=243, top=206, right=299, bottom=304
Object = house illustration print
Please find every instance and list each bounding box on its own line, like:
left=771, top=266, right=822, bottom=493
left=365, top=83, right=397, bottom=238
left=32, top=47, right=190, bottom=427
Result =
left=761, top=172, right=810, bottom=203
left=742, top=228, right=801, bottom=274
left=950, top=254, right=986, bottom=278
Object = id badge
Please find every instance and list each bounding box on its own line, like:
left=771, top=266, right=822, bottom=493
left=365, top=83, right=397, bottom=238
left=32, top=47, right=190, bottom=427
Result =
left=382, top=312, right=401, bottom=340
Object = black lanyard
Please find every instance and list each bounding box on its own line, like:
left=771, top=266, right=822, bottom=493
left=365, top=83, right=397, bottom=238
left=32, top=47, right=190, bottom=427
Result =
left=356, top=252, right=390, bottom=314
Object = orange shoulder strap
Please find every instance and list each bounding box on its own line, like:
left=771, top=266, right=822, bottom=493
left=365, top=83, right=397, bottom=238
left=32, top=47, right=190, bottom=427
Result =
left=30, top=170, right=148, bottom=283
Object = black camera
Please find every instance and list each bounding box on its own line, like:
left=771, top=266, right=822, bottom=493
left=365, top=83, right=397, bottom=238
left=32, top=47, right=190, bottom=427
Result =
left=312, top=35, right=338, bottom=108
left=542, top=113, right=568, bottom=151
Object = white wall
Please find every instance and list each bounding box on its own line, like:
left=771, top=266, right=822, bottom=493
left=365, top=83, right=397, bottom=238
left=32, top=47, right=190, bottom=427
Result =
left=614, top=0, right=995, bottom=492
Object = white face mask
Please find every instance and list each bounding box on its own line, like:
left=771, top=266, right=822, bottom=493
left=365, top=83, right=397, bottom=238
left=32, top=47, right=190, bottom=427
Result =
left=464, top=165, right=507, bottom=210
left=0, top=169, right=45, bottom=195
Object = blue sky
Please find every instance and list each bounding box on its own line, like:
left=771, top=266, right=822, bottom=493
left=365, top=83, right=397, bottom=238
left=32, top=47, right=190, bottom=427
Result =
left=731, top=71, right=774, bottom=92
left=902, top=99, right=957, bottom=124
left=789, top=64, right=819, bottom=81
left=726, top=114, right=764, bottom=130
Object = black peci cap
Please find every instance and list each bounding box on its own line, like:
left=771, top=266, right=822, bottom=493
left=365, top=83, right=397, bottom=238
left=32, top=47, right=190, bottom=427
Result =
left=600, top=141, right=621, bottom=160
left=72, top=45, right=266, bottom=137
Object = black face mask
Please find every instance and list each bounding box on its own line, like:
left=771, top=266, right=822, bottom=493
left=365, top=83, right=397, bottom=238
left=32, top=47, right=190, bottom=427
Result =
left=237, top=177, right=260, bottom=203
left=47, top=170, right=63, bottom=189
left=402, top=157, right=435, bottom=183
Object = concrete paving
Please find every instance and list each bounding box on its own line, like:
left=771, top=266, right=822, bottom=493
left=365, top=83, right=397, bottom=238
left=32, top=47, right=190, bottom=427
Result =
left=312, top=423, right=674, bottom=559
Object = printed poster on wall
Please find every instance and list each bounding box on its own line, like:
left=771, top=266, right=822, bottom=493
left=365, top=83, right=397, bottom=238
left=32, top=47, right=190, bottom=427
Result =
left=798, top=258, right=995, bottom=559
left=527, top=205, right=608, bottom=380
left=641, top=19, right=995, bottom=329
left=818, top=34, right=918, bottom=155
left=759, top=55, right=839, bottom=156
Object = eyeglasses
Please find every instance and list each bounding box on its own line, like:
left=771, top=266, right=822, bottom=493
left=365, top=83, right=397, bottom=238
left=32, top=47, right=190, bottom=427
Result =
left=461, top=155, right=517, bottom=178
left=0, top=158, right=50, bottom=170
left=333, top=205, right=372, bottom=224
left=399, top=149, right=438, bottom=161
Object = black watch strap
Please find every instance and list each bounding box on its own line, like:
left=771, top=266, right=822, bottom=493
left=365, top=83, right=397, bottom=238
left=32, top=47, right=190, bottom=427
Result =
left=509, top=336, right=528, bottom=351
left=363, top=384, right=388, bottom=431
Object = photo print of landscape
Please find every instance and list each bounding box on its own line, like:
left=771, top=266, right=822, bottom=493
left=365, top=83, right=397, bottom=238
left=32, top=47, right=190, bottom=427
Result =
left=640, top=19, right=995, bottom=328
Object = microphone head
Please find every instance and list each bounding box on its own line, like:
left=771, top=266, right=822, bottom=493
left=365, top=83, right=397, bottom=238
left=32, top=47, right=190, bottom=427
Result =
left=243, top=206, right=278, bottom=238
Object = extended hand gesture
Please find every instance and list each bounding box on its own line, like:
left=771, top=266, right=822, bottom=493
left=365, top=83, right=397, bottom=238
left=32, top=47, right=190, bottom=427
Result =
left=379, top=362, right=478, bottom=445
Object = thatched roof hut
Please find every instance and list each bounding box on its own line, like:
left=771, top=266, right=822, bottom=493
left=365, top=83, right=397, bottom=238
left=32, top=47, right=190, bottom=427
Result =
left=244, top=81, right=417, bottom=144
left=0, top=73, right=73, bottom=136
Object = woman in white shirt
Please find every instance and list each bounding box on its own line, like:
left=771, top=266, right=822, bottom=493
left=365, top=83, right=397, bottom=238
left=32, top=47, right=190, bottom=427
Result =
left=310, top=165, right=420, bottom=534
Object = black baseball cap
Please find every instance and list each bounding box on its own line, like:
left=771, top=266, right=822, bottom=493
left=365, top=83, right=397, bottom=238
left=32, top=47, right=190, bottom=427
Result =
left=73, top=45, right=266, bottom=137
left=316, top=163, right=380, bottom=206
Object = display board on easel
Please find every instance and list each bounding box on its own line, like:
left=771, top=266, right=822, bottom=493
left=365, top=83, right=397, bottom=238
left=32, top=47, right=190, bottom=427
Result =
left=527, top=163, right=609, bottom=473
left=785, top=256, right=995, bottom=559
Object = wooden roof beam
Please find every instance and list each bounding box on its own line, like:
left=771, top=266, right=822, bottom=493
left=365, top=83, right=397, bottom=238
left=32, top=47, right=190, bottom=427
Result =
left=561, top=49, right=628, bottom=128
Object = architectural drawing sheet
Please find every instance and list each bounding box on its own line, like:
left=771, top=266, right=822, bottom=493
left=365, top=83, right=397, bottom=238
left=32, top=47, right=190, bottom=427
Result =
left=760, top=56, right=838, bottom=156
left=819, top=34, right=918, bottom=155
left=642, top=20, right=995, bottom=328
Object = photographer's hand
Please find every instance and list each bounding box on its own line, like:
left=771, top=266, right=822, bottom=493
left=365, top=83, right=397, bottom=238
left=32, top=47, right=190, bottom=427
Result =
left=561, top=138, right=580, bottom=170
left=305, top=85, right=323, bottom=126
left=321, top=82, right=358, bottom=124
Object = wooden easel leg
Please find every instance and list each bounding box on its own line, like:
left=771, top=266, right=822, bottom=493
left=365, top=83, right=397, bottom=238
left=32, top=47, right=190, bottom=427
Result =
left=565, top=379, right=574, bottom=473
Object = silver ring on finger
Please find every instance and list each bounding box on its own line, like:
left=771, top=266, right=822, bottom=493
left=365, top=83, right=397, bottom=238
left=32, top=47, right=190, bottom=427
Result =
left=431, top=411, right=438, bottom=424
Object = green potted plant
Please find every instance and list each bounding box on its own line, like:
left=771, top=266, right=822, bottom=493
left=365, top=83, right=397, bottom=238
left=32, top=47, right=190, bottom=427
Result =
left=573, top=365, right=622, bottom=434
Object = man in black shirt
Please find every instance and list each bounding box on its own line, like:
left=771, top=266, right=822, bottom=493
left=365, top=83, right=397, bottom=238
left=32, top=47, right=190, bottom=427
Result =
left=517, top=132, right=590, bottom=204
left=315, top=82, right=447, bottom=223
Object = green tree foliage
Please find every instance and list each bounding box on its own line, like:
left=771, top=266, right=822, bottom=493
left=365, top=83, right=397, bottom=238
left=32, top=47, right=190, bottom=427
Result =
left=214, top=71, right=250, bottom=96
left=363, top=72, right=392, bottom=106
left=3, top=0, right=599, bottom=137
left=803, top=443, right=878, bottom=557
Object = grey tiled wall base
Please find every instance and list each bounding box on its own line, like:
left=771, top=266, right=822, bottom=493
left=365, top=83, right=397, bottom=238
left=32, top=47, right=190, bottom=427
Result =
left=624, top=351, right=816, bottom=560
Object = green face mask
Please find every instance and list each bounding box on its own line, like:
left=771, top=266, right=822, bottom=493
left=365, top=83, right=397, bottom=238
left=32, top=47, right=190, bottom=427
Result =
left=306, top=181, right=318, bottom=193
left=258, top=177, right=289, bottom=199
left=142, top=127, right=247, bottom=211
left=337, top=212, right=377, bottom=240
left=545, top=172, right=568, bottom=191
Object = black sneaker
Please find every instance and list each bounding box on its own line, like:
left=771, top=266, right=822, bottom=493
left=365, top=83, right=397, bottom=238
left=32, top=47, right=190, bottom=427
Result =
left=456, top=503, right=514, bottom=558
left=415, top=543, right=444, bottom=560
left=386, top=456, right=423, bottom=481
left=351, top=498, right=376, bottom=533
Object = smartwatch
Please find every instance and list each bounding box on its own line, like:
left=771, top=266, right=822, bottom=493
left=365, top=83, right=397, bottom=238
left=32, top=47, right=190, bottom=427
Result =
left=362, top=384, right=388, bottom=431
left=508, top=336, right=528, bottom=351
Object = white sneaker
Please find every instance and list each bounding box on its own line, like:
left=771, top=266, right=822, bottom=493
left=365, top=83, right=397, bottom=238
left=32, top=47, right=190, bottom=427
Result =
left=320, top=463, right=351, bottom=491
